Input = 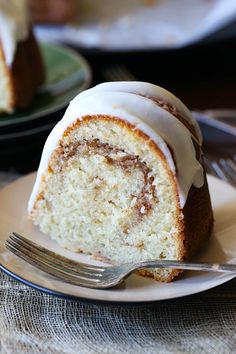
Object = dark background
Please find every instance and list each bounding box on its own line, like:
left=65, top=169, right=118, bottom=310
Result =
left=82, top=36, right=236, bottom=110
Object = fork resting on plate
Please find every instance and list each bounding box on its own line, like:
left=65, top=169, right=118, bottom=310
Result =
left=5, top=232, right=236, bottom=289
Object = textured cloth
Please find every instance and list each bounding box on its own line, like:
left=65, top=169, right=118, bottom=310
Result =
left=1, top=272, right=236, bottom=354
left=1, top=172, right=236, bottom=354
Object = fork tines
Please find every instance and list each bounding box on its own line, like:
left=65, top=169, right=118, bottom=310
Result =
left=204, top=156, right=236, bottom=187
left=103, top=65, right=137, bottom=82
left=5, top=232, right=106, bottom=288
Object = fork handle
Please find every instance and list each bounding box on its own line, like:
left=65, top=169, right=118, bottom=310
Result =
left=134, top=260, right=236, bottom=273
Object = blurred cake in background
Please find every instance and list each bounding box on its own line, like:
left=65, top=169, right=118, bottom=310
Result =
left=28, top=0, right=75, bottom=24
left=0, top=0, right=45, bottom=114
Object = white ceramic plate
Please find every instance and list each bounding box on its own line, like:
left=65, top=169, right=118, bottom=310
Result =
left=35, top=1, right=236, bottom=51
left=0, top=173, right=236, bottom=304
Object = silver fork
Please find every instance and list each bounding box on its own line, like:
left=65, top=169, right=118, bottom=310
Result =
left=5, top=232, right=236, bottom=289
left=204, top=156, right=236, bottom=187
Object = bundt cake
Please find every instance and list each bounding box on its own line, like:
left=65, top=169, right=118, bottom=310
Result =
left=28, top=81, right=213, bottom=282
left=0, top=0, right=45, bottom=114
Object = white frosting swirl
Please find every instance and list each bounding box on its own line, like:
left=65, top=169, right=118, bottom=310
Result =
left=28, top=82, right=204, bottom=211
left=78, top=81, right=203, bottom=145
left=0, top=0, right=29, bottom=66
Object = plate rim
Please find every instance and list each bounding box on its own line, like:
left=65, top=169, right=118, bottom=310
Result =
left=0, top=121, right=56, bottom=141
left=0, top=43, right=92, bottom=128
left=0, top=173, right=236, bottom=304
left=1, top=262, right=235, bottom=306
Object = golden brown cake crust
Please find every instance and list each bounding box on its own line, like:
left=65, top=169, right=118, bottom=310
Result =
left=183, top=172, right=214, bottom=259
left=8, top=30, right=45, bottom=110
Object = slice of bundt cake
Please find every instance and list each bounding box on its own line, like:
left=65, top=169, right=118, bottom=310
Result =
left=0, top=0, right=45, bottom=113
left=28, top=81, right=213, bottom=282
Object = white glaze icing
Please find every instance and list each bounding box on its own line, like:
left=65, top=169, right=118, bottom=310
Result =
left=28, top=82, right=204, bottom=211
left=0, top=0, right=29, bottom=66
left=77, top=81, right=203, bottom=144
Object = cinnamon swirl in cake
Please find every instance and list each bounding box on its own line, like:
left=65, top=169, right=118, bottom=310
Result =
left=28, top=81, right=213, bottom=282
left=0, top=0, right=45, bottom=113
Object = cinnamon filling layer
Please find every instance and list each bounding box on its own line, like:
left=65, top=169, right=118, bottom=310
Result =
left=52, top=138, right=158, bottom=217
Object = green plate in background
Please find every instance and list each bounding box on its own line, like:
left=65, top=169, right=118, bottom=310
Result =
left=0, top=43, right=92, bottom=127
